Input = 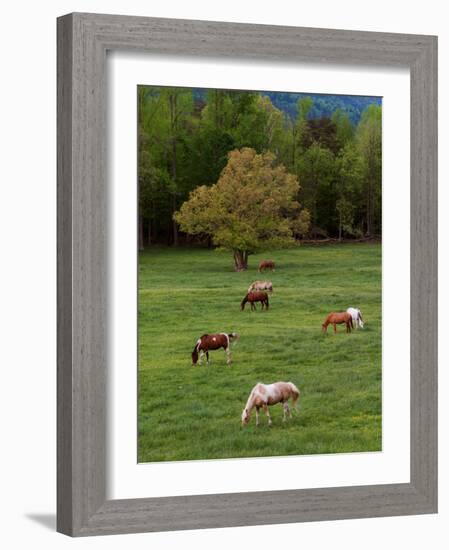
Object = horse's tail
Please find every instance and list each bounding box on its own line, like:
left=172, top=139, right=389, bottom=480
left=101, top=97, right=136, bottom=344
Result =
left=288, top=382, right=300, bottom=409
left=241, top=295, right=248, bottom=310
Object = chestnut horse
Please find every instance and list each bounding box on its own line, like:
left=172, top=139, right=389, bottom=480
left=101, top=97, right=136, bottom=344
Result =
left=248, top=280, right=273, bottom=293
left=241, top=382, right=300, bottom=426
left=192, top=332, right=239, bottom=366
left=258, top=260, right=275, bottom=272
left=322, top=311, right=353, bottom=333
left=241, top=291, right=269, bottom=311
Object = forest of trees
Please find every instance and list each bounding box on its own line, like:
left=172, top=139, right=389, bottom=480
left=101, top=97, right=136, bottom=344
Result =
left=138, top=86, right=382, bottom=248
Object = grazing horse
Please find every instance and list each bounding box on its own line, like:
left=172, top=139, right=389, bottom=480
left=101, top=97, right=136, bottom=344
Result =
left=322, top=311, right=353, bottom=333
left=248, top=280, right=273, bottom=293
left=258, top=260, right=275, bottom=272
left=192, top=332, right=239, bottom=366
left=241, top=382, right=300, bottom=426
left=347, top=307, right=364, bottom=329
left=241, top=291, right=269, bottom=311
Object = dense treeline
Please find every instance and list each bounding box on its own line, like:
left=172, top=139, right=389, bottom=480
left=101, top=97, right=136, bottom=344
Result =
left=138, top=86, right=381, bottom=247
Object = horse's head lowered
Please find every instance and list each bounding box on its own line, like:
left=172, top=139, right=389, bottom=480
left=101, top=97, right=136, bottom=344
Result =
left=191, top=347, right=199, bottom=365
left=241, top=408, right=250, bottom=426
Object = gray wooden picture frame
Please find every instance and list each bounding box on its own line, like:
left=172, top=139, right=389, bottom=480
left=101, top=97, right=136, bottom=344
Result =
left=57, top=12, right=438, bottom=537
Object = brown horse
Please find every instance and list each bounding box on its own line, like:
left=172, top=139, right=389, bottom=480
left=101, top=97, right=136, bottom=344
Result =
left=241, top=291, right=269, bottom=311
left=258, top=260, right=275, bottom=272
left=192, top=332, right=239, bottom=365
left=322, top=311, right=353, bottom=333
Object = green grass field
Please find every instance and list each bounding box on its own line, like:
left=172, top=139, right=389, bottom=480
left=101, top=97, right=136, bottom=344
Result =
left=138, top=243, right=382, bottom=463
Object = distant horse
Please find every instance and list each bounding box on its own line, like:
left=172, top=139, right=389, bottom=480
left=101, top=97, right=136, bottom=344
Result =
left=241, top=382, right=300, bottom=426
left=347, top=307, right=364, bottom=329
left=258, top=260, right=275, bottom=272
left=322, top=311, right=353, bottom=333
left=248, top=280, right=273, bottom=293
left=241, top=291, right=269, bottom=311
left=192, top=332, right=239, bottom=366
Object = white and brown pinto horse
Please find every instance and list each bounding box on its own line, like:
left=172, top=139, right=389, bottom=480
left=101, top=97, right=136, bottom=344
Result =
left=241, top=382, right=300, bottom=426
left=248, top=280, right=273, bottom=293
left=347, top=307, right=364, bottom=328
left=192, top=332, right=239, bottom=366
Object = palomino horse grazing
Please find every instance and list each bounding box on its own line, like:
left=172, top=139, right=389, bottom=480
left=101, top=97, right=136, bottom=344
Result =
left=248, top=280, right=273, bottom=293
left=258, top=260, right=275, bottom=272
left=322, top=311, right=353, bottom=333
left=241, top=382, right=300, bottom=426
left=347, top=307, right=364, bottom=329
left=192, top=332, right=239, bottom=366
left=240, top=291, right=269, bottom=311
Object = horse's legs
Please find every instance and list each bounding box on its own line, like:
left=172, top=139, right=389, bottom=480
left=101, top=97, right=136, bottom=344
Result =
left=255, top=407, right=260, bottom=427
left=333, top=323, right=337, bottom=333
left=199, top=349, right=204, bottom=365
left=291, top=395, right=299, bottom=414
left=225, top=346, right=231, bottom=365
left=206, top=350, right=210, bottom=365
left=262, top=404, right=272, bottom=426
left=283, top=402, right=291, bottom=422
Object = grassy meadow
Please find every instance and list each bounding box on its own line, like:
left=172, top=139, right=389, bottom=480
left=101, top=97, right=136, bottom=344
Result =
left=138, top=243, right=382, bottom=463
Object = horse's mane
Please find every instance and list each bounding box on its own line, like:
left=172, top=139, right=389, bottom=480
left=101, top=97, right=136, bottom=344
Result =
left=245, top=383, right=263, bottom=410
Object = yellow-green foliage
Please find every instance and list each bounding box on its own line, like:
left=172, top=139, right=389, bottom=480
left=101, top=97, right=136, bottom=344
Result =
left=174, top=148, right=310, bottom=257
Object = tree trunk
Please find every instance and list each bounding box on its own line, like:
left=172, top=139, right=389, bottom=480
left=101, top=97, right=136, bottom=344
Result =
left=338, top=211, right=342, bottom=242
left=233, top=250, right=248, bottom=271
left=169, top=93, right=179, bottom=247
left=172, top=218, right=178, bottom=246
left=147, top=220, right=152, bottom=246
left=172, top=195, right=179, bottom=246
left=138, top=216, right=144, bottom=250
left=366, top=177, right=373, bottom=237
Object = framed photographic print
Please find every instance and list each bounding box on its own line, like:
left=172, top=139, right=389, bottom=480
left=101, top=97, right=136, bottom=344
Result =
left=57, top=13, right=437, bottom=536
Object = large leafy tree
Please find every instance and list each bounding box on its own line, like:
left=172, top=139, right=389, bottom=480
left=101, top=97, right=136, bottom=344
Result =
left=295, top=143, right=335, bottom=235
left=331, top=108, right=354, bottom=149
left=355, top=104, right=382, bottom=236
left=174, top=148, right=310, bottom=270
left=335, top=143, right=364, bottom=239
